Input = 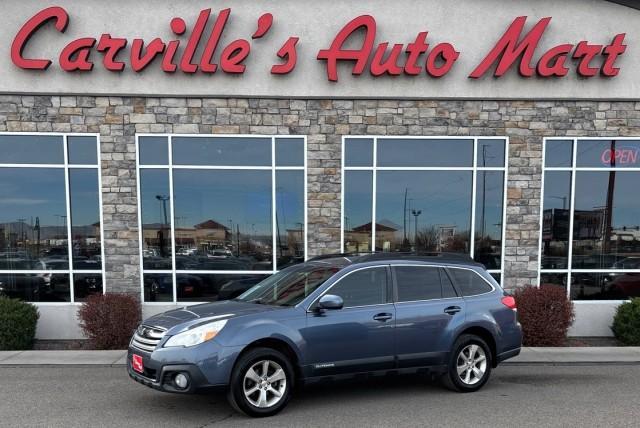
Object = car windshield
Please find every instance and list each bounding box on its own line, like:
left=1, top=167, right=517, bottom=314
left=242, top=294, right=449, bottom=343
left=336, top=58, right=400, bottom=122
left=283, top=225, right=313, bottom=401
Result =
left=234, top=264, right=340, bottom=307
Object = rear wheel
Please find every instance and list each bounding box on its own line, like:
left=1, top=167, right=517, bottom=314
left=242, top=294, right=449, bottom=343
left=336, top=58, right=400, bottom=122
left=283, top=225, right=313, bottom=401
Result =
left=227, top=347, right=293, bottom=417
left=442, top=334, right=492, bottom=392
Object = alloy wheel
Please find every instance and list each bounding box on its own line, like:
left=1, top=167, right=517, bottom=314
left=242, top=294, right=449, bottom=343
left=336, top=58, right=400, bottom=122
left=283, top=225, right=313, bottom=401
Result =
left=456, top=344, right=487, bottom=385
left=242, top=359, right=287, bottom=408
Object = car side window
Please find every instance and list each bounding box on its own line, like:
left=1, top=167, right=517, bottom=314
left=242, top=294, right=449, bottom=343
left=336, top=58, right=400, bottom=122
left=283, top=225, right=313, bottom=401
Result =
left=328, top=267, right=387, bottom=307
left=394, top=266, right=442, bottom=302
left=448, top=268, right=493, bottom=296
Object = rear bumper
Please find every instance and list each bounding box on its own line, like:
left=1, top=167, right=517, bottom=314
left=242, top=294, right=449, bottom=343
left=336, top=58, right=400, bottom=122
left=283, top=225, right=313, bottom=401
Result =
left=496, top=347, right=521, bottom=365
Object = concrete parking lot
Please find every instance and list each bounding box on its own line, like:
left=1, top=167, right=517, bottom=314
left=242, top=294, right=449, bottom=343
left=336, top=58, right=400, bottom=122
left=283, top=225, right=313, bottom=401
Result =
left=0, top=364, right=638, bottom=427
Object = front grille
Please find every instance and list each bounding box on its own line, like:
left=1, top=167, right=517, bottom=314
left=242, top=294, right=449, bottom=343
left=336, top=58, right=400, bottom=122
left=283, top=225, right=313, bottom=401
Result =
left=131, top=325, right=167, bottom=352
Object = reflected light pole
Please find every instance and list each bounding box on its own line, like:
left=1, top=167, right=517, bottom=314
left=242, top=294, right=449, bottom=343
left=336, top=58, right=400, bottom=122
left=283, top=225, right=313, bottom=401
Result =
left=54, top=214, right=67, bottom=240
left=17, top=218, right=26, bottom=244
left=411, top=209, right=422, bottom=249
left=156, top=195, right=170, bottom=258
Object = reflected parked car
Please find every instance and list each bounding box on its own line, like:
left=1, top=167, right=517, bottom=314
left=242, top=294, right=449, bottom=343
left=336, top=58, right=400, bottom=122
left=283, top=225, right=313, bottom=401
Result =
left=608, top=273, right=640, bottom=298
left=73, top=257, right=102, bottom=270
left=218, top=276, right=266, bottom=300
left=145, top=274, right=206, bottom=300
left=473, top=252, right=501, bottom=270
left=0, top=273, right=44, bottom=301
left=73, top=275, right=103, bottom=299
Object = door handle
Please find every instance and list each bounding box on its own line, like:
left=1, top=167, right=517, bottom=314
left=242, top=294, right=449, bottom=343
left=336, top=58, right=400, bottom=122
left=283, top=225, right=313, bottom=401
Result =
left=373, top=313, right=393, bottom=322
left=444, top=306, right=462, bottom=315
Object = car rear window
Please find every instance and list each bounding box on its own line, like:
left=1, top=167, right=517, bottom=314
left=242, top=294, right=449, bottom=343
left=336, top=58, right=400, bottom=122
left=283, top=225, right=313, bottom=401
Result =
left=448, top=268, right=493, bottom=296
left=394, top=266, right=449, bottom=302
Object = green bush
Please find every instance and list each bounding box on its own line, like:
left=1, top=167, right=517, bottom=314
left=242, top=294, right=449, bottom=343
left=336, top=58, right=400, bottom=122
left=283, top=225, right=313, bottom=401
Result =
left=612, top=298, right=640, bottom=346
left=0, top=297, right=39, bottom=350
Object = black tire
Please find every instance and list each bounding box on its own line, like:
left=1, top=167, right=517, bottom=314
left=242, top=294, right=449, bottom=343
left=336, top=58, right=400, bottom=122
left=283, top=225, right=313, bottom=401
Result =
left=227, top=347, right=294, bottom=417
left=442, top=334, right=492, bottom=392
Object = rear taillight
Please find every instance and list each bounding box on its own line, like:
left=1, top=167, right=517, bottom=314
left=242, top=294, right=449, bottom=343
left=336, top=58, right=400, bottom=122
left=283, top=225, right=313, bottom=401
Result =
left=501, top=296, right=517, bottom=310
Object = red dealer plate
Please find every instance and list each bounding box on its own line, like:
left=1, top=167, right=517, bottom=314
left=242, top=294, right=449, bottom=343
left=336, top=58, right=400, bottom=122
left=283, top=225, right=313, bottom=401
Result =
left=132, top=354, right=144, bottom=373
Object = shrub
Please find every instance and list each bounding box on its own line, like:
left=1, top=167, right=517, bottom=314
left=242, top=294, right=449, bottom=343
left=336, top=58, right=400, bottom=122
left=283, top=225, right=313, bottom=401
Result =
left=0, top=297, right=39, bottom=350
left=78, top=293, right=141, bottom=349
left=611, top=298, right=640, bottom=346
left=513, top=285, right=574, bottom=347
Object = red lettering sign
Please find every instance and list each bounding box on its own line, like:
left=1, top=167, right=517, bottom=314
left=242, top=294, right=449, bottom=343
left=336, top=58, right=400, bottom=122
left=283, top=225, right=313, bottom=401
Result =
left=317, top=15, right=460, bottom=82
left=9, top=8, right=626, bottom=81
left=469, top=16, right=626, bottom=79
left=10, top=7, right=292, bottom=75
left=11, top=6, right=69, bottom=70
left=601, top=147, right=639, bottom=165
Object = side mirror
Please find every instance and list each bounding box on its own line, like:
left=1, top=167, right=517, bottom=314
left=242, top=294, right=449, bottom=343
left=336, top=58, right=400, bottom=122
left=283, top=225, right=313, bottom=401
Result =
left=317, top=294, right=344, bottom=311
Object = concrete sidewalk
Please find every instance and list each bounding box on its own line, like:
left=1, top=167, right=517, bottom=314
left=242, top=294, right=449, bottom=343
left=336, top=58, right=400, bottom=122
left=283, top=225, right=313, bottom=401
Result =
left=1, top=347, right=640, bottom=366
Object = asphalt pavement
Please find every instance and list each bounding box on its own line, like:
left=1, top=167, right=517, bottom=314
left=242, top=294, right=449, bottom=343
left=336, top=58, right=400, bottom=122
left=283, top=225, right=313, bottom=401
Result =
left=0, top=365, right=638, bottom=427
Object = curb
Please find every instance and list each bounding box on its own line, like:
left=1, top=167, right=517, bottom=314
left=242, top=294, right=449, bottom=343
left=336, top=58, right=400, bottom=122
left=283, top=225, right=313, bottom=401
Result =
left=1, top=347, right=640, bottom=367
left=502, top=360, right=640, bottom=366
left=0, top=364, right=128, bottom=368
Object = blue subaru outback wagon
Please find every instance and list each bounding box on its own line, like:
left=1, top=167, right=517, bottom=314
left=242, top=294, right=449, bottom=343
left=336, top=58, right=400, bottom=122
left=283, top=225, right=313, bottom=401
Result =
left=128, top=253, right=522, bottom=417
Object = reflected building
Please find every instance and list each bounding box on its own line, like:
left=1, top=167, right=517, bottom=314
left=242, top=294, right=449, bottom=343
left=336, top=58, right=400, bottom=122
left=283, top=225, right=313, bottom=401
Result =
left=177, top=220, right=231, bottom=254
left=284, top=228, right=304, bottom=257
left=344, top=222, right=397, bottom=253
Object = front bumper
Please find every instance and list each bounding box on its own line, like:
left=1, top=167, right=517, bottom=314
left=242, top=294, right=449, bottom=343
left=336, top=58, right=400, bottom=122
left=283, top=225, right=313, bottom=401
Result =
left=126, top=342, right=240, bottom=394
left=127, top=358, right=223, bottom=393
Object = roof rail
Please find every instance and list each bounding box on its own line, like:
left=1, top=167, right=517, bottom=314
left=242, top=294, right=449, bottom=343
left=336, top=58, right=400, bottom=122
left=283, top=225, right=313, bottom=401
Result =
left=307, top=252, right=369, bottom=261
left=354, top=252, right=475, bottom=263
left=308, top=251, right=476, bottom=263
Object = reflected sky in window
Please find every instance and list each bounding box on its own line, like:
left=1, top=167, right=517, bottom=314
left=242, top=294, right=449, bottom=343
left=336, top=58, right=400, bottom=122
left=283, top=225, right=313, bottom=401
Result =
left=376, top=171, right=472, bottom=251
left=173, top=170, right=272, bottom=236
left=0, top=168, right=66, bottom=232
left=172, top=137, right=271, bottom=166
left=0, top=135, right=64, bottom=164
left=377, top=139, right=473, bottom=167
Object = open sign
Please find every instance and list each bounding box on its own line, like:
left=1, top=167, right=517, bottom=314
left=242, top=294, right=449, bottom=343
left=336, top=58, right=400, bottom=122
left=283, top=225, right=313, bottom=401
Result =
left=601, top=147, right=640, bottom=166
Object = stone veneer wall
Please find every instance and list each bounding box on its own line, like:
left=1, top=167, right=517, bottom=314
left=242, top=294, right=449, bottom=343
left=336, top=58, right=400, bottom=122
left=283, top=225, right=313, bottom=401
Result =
left=1, top=96, right=640, bottom=293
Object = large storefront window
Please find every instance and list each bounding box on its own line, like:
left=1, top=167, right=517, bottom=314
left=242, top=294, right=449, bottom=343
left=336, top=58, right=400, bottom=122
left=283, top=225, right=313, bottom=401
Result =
left=342, top=137, right=507, bottom=282
left=0, top=134, right=103, bottom=302
left=137, top=135, right=306, bottom=303
left=540, top=139, right=640, bottom=300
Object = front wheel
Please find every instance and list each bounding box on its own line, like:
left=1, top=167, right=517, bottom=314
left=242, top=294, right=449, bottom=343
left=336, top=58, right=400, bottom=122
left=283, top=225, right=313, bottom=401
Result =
left=227, top=347, right=294, bottom=417
left=442, top=334, right=492, bottom=392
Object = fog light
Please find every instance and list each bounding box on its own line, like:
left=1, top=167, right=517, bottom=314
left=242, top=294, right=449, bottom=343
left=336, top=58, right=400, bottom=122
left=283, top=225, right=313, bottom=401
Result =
left=174, top=373, right=189, bottom=390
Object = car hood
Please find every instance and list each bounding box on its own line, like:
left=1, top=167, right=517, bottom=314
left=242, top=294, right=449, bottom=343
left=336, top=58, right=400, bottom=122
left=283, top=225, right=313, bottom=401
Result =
left=143, top=300, right=278, bottom=331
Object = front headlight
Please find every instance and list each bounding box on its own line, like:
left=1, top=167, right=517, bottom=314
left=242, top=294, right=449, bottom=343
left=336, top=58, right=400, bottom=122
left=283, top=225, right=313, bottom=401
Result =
left=164, top=320, right=228, bottom=348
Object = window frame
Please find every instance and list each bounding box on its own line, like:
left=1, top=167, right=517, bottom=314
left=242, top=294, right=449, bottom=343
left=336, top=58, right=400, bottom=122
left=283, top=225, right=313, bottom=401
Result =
left=136, top=134, right=308, bottom=304
left=539, top=137, right=640, bottom=302
left=341, top=136, right=509, bottom=283
left=0, top=132, right=105, bottom=305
